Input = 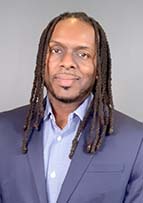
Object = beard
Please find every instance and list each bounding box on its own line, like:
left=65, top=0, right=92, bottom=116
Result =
left=44, top=81, right=93, bottom=104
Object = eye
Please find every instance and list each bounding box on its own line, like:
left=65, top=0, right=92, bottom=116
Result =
left=77, top=51, right=90, bottom=59
left=49, top=47, right=62, bottom=54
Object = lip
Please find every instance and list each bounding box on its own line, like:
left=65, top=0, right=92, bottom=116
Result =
left=53, top=73, right=80, bottom=87
left=54, top=73, right=80, bottom=80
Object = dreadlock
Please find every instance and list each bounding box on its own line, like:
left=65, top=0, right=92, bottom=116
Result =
left=22, top=12, right=114, bottom=158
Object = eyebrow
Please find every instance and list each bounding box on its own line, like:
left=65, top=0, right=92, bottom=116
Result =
left=49, top=40, right=65, bottom=47
left=49, top=40, right=94, bottom=52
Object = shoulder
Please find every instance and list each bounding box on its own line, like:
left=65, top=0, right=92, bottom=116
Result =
left=0, top=105, right=29, bottom=117
left=113, top=110, right=143, bottom=136
left=0, top=105, right=29, bottom=131
left=0, top=106, right=29, bottom=158
left=95, top=109, right=143, bottom=161
left=105, top=110, right=143, bottom=160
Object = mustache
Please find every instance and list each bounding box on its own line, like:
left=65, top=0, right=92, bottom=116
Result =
left=53, top=72, right=81, bottom=79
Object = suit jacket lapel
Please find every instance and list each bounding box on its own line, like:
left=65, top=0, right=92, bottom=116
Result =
left=57, top=121, right=94, bottom=203
left=27, top=127, right=48, bottom=203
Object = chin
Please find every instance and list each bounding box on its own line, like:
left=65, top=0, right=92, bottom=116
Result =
left=54, top=94, right=80, bottom=104
left=47, top=83, right=91, bottom=104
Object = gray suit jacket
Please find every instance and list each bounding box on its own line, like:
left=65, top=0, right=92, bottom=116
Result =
left=0, top=105, right=143, bottom=203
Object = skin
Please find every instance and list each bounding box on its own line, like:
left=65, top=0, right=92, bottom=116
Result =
left=45, top=18, right=97, bottom=128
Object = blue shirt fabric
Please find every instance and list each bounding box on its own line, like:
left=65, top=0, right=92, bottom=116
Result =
left=43, top=94, right=93, bottom=203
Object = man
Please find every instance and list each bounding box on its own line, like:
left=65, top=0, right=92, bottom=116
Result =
left=0, top=12, right=143, bottom=203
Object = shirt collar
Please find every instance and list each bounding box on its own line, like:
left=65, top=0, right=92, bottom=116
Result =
left=44, top=97, right=53, bottom=121
left=44, top=93, right=93, bottom=121
left=73, top=93, right=93, bottom=120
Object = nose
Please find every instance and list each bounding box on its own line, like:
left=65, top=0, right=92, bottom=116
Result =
left=59, top=51, right=76, bottom=69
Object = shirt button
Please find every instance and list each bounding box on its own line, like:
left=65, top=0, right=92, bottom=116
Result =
left=57, top=136, right=62, bottom=142
left=50, top=171, right=56, bottom=178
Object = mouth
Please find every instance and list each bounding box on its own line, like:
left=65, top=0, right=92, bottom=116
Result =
left=53, top=73, right=80, bottom=87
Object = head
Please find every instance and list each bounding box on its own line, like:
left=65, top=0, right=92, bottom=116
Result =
left=45, top=17, right=97, bottom=104
left=22, top=12, right=114, bottom=158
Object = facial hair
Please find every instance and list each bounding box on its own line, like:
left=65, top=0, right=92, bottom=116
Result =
left=45, top=81, right=93, bottom=104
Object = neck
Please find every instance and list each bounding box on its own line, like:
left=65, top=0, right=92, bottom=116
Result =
left=48, top=94, right=84, bottom=129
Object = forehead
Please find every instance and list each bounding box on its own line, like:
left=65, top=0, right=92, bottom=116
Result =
left=50, top=18, right=95, bottom=48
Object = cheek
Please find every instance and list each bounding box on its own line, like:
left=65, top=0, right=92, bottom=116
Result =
left=45, top=53, right=58, bottom=75
left=81, top=66, right=96, bottom=88
left=81, top=65, right=96, bottom=79
left=45, top=63, right=57, bottom=79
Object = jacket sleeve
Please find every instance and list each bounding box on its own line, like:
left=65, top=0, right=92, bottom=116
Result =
left=124, top=138, right=143, bottom=203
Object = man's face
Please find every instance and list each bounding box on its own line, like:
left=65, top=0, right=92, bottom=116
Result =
left=45, top=18, right=97, bottom=104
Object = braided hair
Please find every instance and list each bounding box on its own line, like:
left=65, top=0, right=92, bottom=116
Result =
left=22, top=12, right=114, bottom=158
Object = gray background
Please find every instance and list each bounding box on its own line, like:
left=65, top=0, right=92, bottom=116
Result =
left=0, top=0, right=143, bottom=122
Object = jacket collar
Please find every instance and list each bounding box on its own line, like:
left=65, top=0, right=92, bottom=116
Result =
left=27, top=126, right=48, bottom=203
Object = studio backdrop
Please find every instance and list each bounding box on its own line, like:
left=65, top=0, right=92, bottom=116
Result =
left=0, top=0, right=142, bottom=122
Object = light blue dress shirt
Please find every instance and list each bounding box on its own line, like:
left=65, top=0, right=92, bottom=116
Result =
left=43, top=94, right=93, bottom=203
